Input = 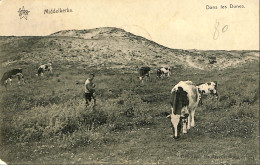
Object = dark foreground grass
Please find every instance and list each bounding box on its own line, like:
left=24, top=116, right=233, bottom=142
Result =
left=0, top=61, right=259, bottom=164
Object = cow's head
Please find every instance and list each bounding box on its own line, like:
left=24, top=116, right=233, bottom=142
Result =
left=167, top=113, right=181, bottom=139
left=209, top=81, right=218, bottom=99
left=138, top=76, right=143, bottom=81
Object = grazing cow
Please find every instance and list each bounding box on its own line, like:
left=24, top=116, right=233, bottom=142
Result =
left=1, top=68, right=24, bottom=87
left=157, top=67, right=171, bottom=78
left=36, top=63, right=53, bottom=76
left=167, top=81, right=200, bottom=139
left=197, top=81, right=218, bottom=105
left=139, top=66, right=150, bottom=83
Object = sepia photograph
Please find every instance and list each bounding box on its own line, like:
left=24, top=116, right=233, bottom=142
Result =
left=0, top=0, right=259, bottom=164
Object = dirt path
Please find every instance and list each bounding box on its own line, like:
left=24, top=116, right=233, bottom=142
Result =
left=185, top=56, right=204, bottom=70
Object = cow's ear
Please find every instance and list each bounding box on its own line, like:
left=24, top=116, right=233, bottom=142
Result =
left=166, top=115, right=171, bottom=118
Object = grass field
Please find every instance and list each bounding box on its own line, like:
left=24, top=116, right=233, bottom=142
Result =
left=0, top=29, right=259, bottom=164
left=0, top=57, right=259, bottom=164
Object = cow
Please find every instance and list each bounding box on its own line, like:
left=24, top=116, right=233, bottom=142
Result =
left=196, top=81, right=218, bottom=105
left=36, top=63, right=53, bottom=76
left=167, top=81, right=200, bottom=139
left=157, top=67, right=171, bottom=78
left=1, top=68, right=24, bottom=88
left=138, top=66, right=150, bottom=83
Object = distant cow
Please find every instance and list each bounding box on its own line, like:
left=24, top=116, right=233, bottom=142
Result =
left=139, top=66, right=150, bottom=83
left=157, top=67, right=171, bottom=78
left=1, top=68, right=24, bottom=88
left=167, top=81, right=200, bottom=139
left=197, top=81, right=218, bottom=105
left=36, top=63, right=53, bottom=76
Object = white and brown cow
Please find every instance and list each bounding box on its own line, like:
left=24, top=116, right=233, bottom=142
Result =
left=36, top=63, right=53, bottom=76
left=138, top=66, right=150, bottom=83
left=1, top=68, right=24, bottom=88
left=157, top=67, right=171, bottom=78
left=167, top=81, right=200, bottom=139
left=197, top=81, right=218, bottom=105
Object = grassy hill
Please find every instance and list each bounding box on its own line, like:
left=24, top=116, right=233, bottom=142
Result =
left=0, top=27, right=259, bottom=164
left=0, top=27, right=258, bottom=73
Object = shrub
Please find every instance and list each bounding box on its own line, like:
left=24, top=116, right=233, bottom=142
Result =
left=8, top=99, right=108, bottom=143
left=6, top=90, right=154, bottom=147
left=107, top=90, right=154, bottom=131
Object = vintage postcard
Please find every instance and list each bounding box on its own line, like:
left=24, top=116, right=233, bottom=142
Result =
left=0, top=0, right=259, bottom=164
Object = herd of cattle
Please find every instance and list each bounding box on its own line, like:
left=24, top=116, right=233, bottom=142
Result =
left=167, top=80, right=218, bottom=139
left=0, top=63, right=53, bottom=87
left=139, top=66, right=218, bottom=139
left=0, top=64, right=218, bottom=139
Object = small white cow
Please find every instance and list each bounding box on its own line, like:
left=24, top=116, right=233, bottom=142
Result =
left=157, top=67, right=171, bottom=78
left=36, top=63, right=53, bottom=76
left=197, top=81, right=218, bottom=105
left=167, top=81, right=200, bottom=139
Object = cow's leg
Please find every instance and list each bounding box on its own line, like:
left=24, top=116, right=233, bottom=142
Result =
left=183, top=119, right=187, bottom=133
left=187, top=115, right=191, bottom=130
left=191, top=109, right=195, bottom=127
left=139, top=76, right=143, bottom=83
left=9, top=78, right=12, bottom=85
left=17, top=75, right=21, bottom=85
left=4, top=80, right=8, bottom=88
left=177, top=121, right=182, bottom=137
left=199, top=99, right=203, bottom=105
left=215, top=92, right=219, bottom=100
left=92, top=93, right=96, bottom=106
left=18, top=77, right=24, bottom=85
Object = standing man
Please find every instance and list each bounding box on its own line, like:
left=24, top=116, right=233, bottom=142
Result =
left=84, top=73, right=96, bottom=106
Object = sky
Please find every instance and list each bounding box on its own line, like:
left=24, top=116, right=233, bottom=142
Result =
left=0, top=0, right=259, bottom=50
